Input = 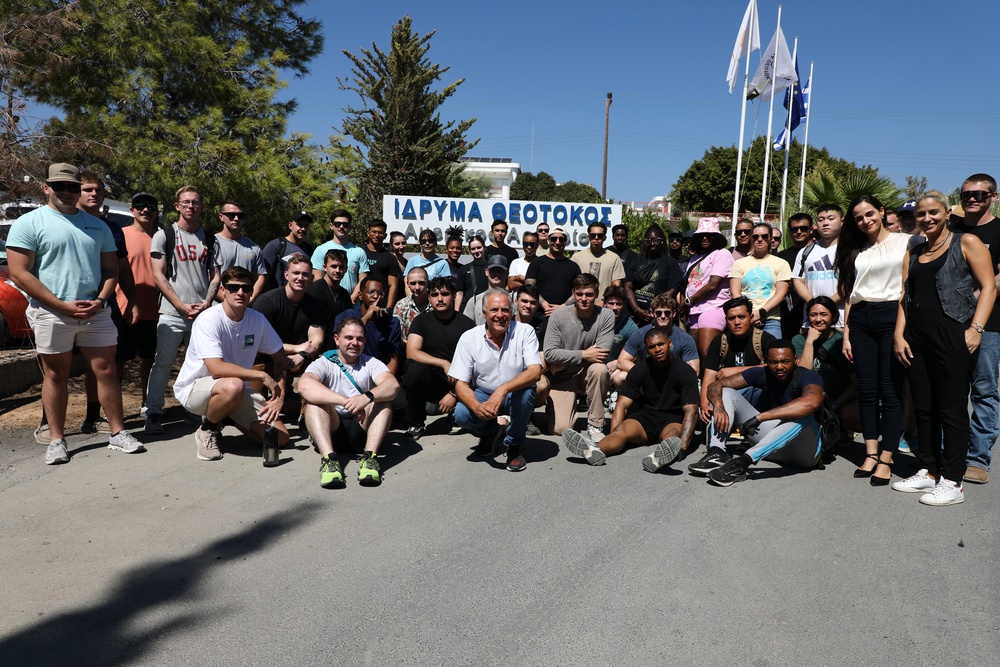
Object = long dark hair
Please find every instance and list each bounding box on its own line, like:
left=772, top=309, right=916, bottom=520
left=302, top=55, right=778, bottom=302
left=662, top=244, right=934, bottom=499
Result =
left=835, top=194, right=885, bottom=300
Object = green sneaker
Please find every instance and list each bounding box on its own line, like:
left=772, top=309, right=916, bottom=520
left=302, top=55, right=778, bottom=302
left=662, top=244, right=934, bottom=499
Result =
left=357, top=452, right=381, bottom=486
left=319, top=455, right=345, bottom=489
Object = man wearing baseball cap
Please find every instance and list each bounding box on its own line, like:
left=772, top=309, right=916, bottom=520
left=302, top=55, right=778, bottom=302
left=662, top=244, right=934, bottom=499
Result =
left=262, top=210, right=314, bottom=289
left=6, top=163, right=145, bottom=464
left=462, top=255, right=511, bottom=325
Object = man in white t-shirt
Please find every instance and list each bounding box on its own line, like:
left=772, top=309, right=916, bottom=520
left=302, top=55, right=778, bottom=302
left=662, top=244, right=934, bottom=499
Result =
left=507, top=230, right=538, bottom=291
left=791, top=204, right=844, bottom=328
left=298, top=317, right=400, bottom=489
left=173, top=267, right=288, bottom=461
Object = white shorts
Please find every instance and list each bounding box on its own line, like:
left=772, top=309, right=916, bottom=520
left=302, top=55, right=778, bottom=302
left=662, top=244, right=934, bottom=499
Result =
left=27, top=304, right=118, bottom=355
left=182, top=376, right=266, bottom=429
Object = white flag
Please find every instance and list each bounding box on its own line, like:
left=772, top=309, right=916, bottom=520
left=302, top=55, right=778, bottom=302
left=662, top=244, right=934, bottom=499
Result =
left=747, top=26, right=797, bottom=103
left=727, top=0, right=760, bottom=93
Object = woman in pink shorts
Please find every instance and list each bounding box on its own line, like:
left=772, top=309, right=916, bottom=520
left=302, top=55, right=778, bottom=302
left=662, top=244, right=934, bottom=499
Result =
left=683, top=217, right=733, bottom=361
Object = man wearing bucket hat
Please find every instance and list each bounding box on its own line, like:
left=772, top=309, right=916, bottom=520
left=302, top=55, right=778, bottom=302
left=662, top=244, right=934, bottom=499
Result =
left=6, top=163, right=145, bottom=464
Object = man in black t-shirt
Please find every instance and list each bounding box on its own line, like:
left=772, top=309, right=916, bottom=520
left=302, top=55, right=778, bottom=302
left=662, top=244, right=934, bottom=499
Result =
left=609, top=224, right=639, bottom=276
left=524, top=226, right=581, bottom=315
left=951, top=173, right=1000, bottom=484
left=701, top=296, right=776, bottom=424
left=486, top=219, right=520, bottom=266
left=562, top=327, right=698, bottom=472
left=306, top=248, right=353, bottom=352
left=401, top=277, right=476, bottom=439
left=253, top=254, right=325, bottom=373
left=364, top=219, right=402, bottom=310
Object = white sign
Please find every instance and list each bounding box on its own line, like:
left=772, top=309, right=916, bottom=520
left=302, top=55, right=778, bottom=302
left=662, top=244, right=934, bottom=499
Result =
left=382, top=195, right=623, bottom=250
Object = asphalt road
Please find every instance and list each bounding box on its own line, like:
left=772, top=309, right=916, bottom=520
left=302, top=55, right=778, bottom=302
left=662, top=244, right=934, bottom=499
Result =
left=1, top=414, right=997, bottom=666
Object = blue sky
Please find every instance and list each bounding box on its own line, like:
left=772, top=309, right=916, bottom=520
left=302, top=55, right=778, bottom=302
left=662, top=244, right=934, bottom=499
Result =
left=279, top=0, right=998, bottom=207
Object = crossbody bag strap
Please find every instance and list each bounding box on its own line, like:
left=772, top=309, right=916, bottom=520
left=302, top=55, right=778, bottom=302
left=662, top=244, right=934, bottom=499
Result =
left=323, top=350, right=364, bottom=394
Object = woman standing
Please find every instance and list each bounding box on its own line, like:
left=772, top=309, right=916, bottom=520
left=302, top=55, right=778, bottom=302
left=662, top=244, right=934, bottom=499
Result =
left=729, top=222, right=790, bottom=338
left=892, top=191, right=995, bottom=505
left=454, top=234, right=488, bottom=313
left=835, top=195, right=914, bottom=485
left=683, top=217, right=733, bottom=361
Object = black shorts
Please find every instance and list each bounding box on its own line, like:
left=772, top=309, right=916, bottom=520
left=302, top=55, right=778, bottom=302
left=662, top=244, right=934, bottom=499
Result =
left=116, top=320, right=158, bottom=362
left=626, top=410, right=679, bottom=444
left=332, top=413, right=367, bottom=451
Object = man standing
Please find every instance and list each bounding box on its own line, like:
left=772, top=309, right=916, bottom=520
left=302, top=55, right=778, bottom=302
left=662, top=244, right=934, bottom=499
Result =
left=609, top=224, right=639, bottom=276
left=525, top=226, right=581, bottom=316
left=299, top=318, right=400, bottom=488
left=951, top=174, right=1000, bottom=484
left=115, top=192, right=160, bottom=410
left=174, top=267, right=289, bottom=461
left=777, top=212, right=814, bottom=338
left=463, top=255, right=510, bottom=325
left=535, top=223, right=550, bottom=253
left=563, top=327, right=698, bottom=471
left=252, top=254, right=324, bottom=374
left=310, top=209, right=370, bottom=302
left=306, top=249, right=353, bottom=353
left=261, top=210, right=314, bottom=289
left=213, top=200, right=267, bottom=305
left=450, top=289, right=542, bottom=472
left=696, top=340, right=825, bottom=486
left=791, top=206, right=843, bottom=329
left=508, top=230, right=538, bottom=291
left=543, top=273, right=615, bottom=439
left=486, top=219, right=519, bottom=266
left=572, top=223, right=625, bottom=305
left=7, top=163, right=144, bottom=463
left=334, top=276, right=403, bottom=375
left=404, top=228, right=451, bottom=284
left=393, top=266, right=432, bottom=342
left=731, top=218, right=755, bottom=260
left=667, top=231, right=687, bottom=264
left=402, top=277, right=476, bottom=439
left=363, top=219, right=401, bottom=310
left=145, top=185, right=221, bottom=434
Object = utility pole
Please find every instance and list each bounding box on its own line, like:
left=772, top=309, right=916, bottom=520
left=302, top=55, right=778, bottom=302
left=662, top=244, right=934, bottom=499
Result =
left=601, top=92, right=612, bottom=200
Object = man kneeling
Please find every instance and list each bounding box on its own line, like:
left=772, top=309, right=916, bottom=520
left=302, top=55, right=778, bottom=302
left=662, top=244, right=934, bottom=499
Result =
left=562, top=327, right=698, bottom=471
left=694, top=339, right=825, bottom=486
left=298, top=318, right=400, bottom=488
left=173, top=267, right=289, bottom=461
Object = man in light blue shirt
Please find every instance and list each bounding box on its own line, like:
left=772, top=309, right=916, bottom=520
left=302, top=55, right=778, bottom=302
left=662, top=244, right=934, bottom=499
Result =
left=310, top=209, right=370, bottom=302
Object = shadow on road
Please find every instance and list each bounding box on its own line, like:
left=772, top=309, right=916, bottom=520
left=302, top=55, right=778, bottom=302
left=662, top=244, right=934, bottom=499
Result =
left=0, top=502, right=321, bottom=664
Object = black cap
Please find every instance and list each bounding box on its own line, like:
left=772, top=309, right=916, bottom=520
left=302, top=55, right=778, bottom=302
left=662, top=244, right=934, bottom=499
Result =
left=291, top=210, right=313, bottom=223
left=131, top=192, right=159, bottom=207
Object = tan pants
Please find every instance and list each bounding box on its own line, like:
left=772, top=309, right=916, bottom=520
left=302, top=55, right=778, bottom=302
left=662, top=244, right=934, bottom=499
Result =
left=545, top=363, right=610, bottom=434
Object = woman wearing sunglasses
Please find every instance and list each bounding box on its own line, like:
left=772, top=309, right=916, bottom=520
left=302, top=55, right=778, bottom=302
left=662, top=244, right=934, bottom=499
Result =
left=729, top=222, right=790, bottom=338
left=403, top=229, right=450, bottom=291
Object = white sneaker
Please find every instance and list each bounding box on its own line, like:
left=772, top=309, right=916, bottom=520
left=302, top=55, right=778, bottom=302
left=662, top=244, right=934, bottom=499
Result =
left=587, top=425, right=606, bottom=443
left=108, top=430, right=146, bottom=454
left=892, top=468, right=935, bottom=493
left=196, top=428, right=223, bottom=461
left=562, top=429, right=606, bottom=466
left=919, top=478, right=964, bottom=506
left=45, top=439, right=69, bottom=465
left=34, top=424, right=51, bottom=445
left=642, top=437, right=683, bottom=473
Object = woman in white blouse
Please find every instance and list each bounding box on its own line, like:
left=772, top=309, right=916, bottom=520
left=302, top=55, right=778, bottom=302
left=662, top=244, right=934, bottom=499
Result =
left=835, top=195, right=914, bottom=485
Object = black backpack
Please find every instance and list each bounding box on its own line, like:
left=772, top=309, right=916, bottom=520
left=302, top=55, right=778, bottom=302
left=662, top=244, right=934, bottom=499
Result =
left=163, top=223, right=215, bottom=282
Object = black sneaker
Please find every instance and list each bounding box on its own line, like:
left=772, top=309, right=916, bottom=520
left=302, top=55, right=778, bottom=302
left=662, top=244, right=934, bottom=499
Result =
left=688, top=447, right=731, bottom=476
left=707, top=454, right=752, bottom=487
left=506, top=445, right=527, bottom=472
left=472, top=425, right=506, bottom=458
left=405, top=424, right=425, bottom=440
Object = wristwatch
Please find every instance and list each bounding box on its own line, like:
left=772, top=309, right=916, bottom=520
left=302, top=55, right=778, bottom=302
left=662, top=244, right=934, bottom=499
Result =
left=973, top=322, right=985, bottom=334
left=364, top=390, right=375, bottom=402
left=759, top=308, right=767, bottom=321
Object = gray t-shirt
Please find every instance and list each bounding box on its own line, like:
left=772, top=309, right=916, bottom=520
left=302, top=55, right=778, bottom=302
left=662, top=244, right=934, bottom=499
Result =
left=150, top=225, right=213, bottom=316
left=214, top=235, right=266, bottom=274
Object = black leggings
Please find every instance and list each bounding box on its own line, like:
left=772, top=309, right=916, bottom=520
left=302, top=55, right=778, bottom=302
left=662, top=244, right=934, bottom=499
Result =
left=904, top=319, right=975, bottom=482
left=848, top=301, right=904, bottom=452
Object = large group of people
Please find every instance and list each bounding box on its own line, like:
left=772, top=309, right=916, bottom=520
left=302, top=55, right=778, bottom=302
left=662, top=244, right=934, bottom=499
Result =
left=7, top=163, right=999, bottom=507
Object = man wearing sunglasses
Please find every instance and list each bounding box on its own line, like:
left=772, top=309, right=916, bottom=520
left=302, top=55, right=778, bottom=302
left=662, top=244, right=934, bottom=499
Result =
left=7, top=163, right=145, bottom=464
left=950, top=173, right=1000, bottom=485
left=731, top=218, right=755, bottom=260
left=174, top=266, right=289, bottom=461
left=213, top=201, right=267, bottom=306
left=572, top=223, right=625, bottom=305
left=403, top=229, right=451, bottom=285
left=525, top=226, right=581, bottom=316
left=508, top=231, right=538, bottom=291
left=310, top=209, right=371, bottom=303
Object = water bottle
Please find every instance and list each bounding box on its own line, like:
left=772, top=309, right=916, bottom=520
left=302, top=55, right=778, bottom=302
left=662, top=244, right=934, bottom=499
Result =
left=263, top=425, right=279, bottom=467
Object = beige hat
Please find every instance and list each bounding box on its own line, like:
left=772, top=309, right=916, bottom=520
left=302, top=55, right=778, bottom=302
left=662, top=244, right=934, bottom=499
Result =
left=46, top=163, right=82, bottom=184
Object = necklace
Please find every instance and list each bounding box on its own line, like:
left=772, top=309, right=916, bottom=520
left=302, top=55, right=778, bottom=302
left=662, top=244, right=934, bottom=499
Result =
left=926, top=231, right=951, bottom=254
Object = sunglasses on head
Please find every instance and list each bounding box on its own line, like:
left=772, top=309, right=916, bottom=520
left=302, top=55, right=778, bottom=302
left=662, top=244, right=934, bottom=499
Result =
left=224, top=283, right=252, bottom=293
left=962, top=190, right=993, bottom=202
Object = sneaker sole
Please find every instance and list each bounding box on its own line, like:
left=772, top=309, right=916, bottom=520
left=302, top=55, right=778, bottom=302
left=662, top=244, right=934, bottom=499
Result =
left=108, top=443, right=146, bottom=454
left=918, top=494, right=964, bottom=506
left=358, top=475, right=381, bottom=486
left=506, top=460, right=527, bottom=472
left=562, top=429, right=606, bottom=466
left=688, top=462, right=724, bottom=476
left=45, top=456, right=69, bottom=465
left=321, top=478, right=346, bottom=489
left=643, top=437, right=683, bottom=473
left=708, top=472, right=746, bottom=487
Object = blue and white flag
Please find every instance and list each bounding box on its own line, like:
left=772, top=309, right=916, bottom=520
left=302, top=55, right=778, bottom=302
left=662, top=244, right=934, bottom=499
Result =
left=774, top=62, right=808, bottom=151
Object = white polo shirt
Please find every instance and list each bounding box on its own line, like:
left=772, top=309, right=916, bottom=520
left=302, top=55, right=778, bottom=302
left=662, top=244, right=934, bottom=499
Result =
left=448, top=321, right=541, bottom=394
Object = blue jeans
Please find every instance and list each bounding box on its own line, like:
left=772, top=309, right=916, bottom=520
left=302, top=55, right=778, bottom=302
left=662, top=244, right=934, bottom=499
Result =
left=454, top=386, right=536, bottom=448
left=968, top=329, right=1000, bottom=471
left=763, top=318, right=782, bottom=338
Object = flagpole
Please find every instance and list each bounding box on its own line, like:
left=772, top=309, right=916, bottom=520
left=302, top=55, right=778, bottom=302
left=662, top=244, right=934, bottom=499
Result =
left=779, top=37, right=798, bottom=225
left=798, top=61, right=815, bottom=209
left=729, top=0, right=758, bottom=247
left=759, top=5, right=783, bottom=223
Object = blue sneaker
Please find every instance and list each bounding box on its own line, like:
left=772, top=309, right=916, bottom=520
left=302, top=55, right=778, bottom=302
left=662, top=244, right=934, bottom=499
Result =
left=898, top=433, right=912, bottom=454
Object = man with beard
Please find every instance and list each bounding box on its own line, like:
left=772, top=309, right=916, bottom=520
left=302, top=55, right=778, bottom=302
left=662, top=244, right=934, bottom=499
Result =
left=333, top=276, right=403, bottom=375
left=262, top=210, right=314, bottom=289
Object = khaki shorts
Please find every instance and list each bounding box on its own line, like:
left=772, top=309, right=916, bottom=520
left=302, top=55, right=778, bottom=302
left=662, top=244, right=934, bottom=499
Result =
left=182, top=376, right=266, bottom=429
left=27, top=304, right=118, bottom=355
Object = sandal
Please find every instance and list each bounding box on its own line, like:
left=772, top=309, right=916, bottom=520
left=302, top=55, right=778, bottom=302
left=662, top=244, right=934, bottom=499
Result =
left=870, top=459, right=893, bottom=487
left=854, top=453, right=879, bottom=479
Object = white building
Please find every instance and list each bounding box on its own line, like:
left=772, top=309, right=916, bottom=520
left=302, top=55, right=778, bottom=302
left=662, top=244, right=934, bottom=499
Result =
left=458, top=156, right=521, bottom=199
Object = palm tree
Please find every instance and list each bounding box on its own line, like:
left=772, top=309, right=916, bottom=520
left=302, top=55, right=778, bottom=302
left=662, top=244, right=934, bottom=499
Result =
left=802, top=162, right=904, bottom=212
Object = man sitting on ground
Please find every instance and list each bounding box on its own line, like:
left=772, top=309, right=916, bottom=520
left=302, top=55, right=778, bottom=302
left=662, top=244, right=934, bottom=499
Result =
left=172, top=267, right=289, bottom=461
left=299, top=318, right=400, bottom=488
left=402, top=277, right=476, bottom=439
left=450, top=289, right=542, bottom=472
left=692, top=339, right=825, bottom=486
left=563, top=327, right=698, bottom=472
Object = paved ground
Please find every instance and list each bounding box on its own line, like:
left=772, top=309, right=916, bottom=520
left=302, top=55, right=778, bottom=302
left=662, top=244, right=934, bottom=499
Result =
left=1, top=413, right=998, bottom=666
